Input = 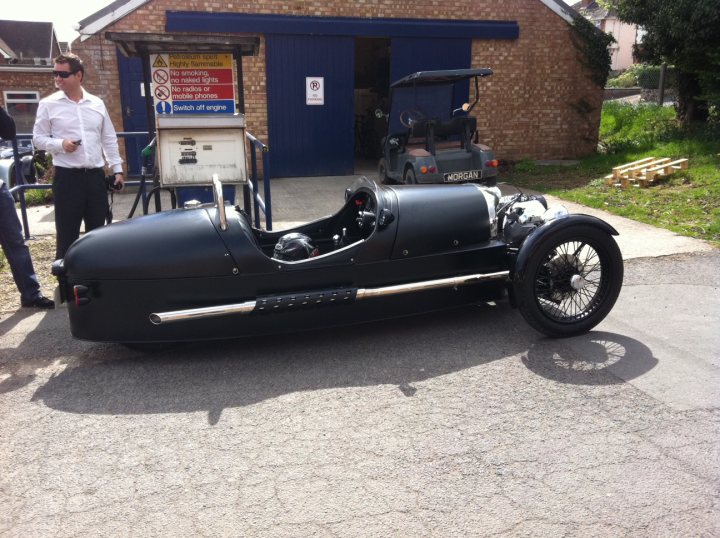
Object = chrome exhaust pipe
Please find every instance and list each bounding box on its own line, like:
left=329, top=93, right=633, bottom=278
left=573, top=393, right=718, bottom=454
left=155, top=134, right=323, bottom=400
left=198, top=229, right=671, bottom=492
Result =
left=356, top=271, right=508, bottom=299
left=149, top=270, right=509, bottom=325
left=149, top=300, right=256, bottom=325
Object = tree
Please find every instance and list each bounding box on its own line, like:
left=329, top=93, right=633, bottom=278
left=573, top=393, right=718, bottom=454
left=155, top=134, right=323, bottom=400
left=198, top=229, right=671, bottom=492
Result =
left=603, top=0, right=720, bottom=123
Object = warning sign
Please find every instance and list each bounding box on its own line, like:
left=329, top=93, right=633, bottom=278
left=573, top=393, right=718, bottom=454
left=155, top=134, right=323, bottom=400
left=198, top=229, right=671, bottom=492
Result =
left=154, top=85, right=170, bottom=101
left=153, top=69, right=169, bottom=84
left=150, top=53, right=236, bottom=115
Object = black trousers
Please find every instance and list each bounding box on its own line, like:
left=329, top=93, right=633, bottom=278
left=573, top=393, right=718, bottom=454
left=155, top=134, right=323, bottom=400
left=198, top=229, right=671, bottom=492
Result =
left=53, top=167, right=108, bottom=259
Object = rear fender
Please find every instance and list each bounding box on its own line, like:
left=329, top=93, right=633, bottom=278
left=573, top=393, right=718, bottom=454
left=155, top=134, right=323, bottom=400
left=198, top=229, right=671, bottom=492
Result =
left=511, top=214, right=619, bottom=284
left=20, top=155, right=35, bottom=180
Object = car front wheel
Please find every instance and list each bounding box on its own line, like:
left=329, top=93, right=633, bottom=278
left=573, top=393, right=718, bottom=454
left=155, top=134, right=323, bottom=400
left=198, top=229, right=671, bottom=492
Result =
left=514, top=225, right=623, bottom=337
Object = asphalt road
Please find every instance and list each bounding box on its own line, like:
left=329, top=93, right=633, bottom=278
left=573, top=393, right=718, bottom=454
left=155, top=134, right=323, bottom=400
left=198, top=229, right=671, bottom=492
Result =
left=1, top=248, right=718, bottom=536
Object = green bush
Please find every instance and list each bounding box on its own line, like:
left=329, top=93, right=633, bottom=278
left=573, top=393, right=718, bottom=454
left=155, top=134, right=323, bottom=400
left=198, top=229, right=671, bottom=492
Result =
left=599, top=100, right=678, bottom=153
left=25, top=154, right=54, bottom=206
left=22, top=186, right=53, bottom=205
left=607, top=70, right=638, bottom=88
left=607, top=64, right=678, bottom=90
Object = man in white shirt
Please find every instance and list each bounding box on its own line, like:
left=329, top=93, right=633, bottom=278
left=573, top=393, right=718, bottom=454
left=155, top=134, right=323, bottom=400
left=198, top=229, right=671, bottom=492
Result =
left=33, top=53, right=125, bottom=259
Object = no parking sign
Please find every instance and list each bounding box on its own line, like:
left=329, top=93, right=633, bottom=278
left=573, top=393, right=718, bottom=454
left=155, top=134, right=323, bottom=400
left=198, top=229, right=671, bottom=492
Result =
left=306, top=77, right=324, bottom=105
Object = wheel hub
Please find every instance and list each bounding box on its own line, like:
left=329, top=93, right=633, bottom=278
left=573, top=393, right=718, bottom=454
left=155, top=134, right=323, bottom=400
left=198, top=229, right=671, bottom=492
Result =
left=570, top=274, right=586, bottom=291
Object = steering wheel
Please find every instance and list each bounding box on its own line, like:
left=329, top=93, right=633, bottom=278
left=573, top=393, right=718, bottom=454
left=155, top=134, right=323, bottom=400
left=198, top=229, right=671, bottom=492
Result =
left=399, top=108, right=426, bottom=129
left=355, top=194, right=377, bottom=232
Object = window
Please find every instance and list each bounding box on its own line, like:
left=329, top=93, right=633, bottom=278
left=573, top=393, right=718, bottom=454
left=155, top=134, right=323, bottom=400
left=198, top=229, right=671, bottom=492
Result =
left=3, top=91, right=40, bottom=136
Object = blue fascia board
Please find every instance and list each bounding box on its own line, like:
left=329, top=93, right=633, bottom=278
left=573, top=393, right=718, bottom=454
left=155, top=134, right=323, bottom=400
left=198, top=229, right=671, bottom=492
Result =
left=166, top=12, right=519, bottom=40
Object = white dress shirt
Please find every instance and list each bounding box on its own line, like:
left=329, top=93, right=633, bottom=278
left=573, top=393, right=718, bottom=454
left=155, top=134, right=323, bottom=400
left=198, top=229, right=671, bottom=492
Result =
left=33, top=89, right=123, bottom=173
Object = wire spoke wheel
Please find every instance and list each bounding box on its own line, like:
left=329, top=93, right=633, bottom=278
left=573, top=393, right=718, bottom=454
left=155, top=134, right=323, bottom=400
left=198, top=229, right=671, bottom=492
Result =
left=515, top=224, right=623, bottom=337
left=535, top=240, right=603, bottom=322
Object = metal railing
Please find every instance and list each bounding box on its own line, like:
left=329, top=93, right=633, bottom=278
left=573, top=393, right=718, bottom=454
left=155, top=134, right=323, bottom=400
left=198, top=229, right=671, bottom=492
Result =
left=4, top=130, right=272, bottom=239
left=246, top=131, right=272, bottom=230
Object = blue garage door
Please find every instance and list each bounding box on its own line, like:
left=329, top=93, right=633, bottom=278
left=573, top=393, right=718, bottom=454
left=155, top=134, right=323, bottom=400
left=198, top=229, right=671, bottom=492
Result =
left=117, top=51, right=152, bottom=177
left=267, top=34, right=355, bottom=177
left=389, top=38, right=473, bottom=133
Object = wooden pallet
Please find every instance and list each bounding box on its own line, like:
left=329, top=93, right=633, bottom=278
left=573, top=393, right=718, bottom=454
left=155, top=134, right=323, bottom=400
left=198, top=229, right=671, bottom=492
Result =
left=605, top=157, right=689, bottom=188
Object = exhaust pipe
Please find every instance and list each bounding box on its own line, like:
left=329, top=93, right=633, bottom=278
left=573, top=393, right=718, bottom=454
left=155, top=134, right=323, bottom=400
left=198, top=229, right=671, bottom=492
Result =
left=149, top=270, right=509, bottom=325
left=355, top=271, right=508, bottom=299
left=149, top=300, right=256, bottom=325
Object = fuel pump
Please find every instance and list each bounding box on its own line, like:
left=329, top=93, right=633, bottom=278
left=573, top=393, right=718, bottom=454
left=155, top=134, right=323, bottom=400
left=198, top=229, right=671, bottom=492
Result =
left=155, top=114, right=247, bottom=209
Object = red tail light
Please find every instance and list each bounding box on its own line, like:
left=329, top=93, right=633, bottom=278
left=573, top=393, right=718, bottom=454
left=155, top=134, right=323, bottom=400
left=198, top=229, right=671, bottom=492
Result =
left=487, top=160, right=499, bottom=168
left=73, top=285, right=90, bottom=306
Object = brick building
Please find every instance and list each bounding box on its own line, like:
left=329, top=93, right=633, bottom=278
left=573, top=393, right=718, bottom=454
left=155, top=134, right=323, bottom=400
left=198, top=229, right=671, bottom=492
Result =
left=5, top=0, right=603, bottom=176
left=0, top=21, right=63, bottom=135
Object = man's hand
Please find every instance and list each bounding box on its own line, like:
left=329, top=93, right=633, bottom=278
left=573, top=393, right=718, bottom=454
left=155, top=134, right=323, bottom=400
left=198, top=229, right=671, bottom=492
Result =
left=62, top=139, right=80, bottom=152
left=113, top=172, right=125, bottom=190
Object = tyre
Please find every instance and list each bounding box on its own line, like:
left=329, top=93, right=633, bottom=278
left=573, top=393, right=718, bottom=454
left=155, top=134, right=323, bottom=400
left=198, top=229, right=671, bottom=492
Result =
left=514, top=225, right=623, bottom=337
left=7, top=161, right=37, bottom=202
left=378, top=158, right=390, bottom=184
left=403, top=166, right=417, bottom=185
left=7, top=164, right=19, bottom=201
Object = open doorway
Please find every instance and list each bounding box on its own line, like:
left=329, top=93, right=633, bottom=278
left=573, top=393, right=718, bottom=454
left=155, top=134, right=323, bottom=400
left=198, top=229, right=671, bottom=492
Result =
left=354, top=37, right=390, bottom=172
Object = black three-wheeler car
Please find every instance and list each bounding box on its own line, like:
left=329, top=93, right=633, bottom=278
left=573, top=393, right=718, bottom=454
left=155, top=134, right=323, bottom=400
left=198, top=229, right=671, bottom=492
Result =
left=53, top=176, right=623, bottom=345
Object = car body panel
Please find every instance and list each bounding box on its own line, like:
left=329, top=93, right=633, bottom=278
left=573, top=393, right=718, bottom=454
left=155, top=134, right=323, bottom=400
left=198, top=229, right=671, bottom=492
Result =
left=55, top=177, right=510, bottom=343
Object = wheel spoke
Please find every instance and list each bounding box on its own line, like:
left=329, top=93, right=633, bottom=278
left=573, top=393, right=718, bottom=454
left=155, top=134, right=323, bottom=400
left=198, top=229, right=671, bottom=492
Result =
left=534, top=238, right=606, bottom=322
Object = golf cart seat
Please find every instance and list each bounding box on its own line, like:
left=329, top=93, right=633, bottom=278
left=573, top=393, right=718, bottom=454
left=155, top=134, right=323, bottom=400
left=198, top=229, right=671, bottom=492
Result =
left=407, top=116, right=477, bottom=155
left=435, top=116, right=476, bottom=139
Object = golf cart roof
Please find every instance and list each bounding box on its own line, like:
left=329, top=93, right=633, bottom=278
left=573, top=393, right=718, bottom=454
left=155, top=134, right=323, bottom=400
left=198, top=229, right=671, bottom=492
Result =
left=390, top=68, right=493, bottom=88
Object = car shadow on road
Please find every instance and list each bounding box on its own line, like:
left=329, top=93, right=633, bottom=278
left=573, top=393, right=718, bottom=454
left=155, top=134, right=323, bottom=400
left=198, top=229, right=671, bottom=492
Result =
left=523, top=331, right=659, bottom=385
left=26, top=304, right=659, bottom=425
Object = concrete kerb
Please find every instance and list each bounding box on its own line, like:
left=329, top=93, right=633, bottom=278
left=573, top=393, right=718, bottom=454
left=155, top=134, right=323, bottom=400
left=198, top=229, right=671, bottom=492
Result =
left=16, top=175, right=714, bottom=260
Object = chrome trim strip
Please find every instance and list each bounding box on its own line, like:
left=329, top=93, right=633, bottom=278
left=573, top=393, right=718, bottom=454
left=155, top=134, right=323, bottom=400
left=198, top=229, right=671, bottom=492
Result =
left=356, top=271, right=508, bottom=300
left=149, top=270, right=509, bottom=325
left=150, top=300, right=256, bottom=325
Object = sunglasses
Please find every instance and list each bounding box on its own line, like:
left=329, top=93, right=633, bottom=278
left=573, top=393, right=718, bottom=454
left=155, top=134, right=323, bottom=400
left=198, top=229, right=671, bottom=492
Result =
left=52, top=70, right=78, bottom=79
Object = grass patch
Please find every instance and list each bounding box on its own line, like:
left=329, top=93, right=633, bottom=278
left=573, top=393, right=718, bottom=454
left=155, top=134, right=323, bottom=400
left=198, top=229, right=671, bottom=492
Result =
left=502, top=102, right=720, bottom=246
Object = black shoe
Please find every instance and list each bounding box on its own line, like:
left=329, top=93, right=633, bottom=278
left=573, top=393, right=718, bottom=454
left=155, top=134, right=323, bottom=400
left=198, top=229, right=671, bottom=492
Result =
left=21, top=295, right=55, bottom=309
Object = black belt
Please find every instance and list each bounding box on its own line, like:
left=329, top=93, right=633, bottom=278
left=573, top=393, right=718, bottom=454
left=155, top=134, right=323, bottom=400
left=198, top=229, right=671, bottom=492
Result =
left=55, top=166, right=104, bottom=174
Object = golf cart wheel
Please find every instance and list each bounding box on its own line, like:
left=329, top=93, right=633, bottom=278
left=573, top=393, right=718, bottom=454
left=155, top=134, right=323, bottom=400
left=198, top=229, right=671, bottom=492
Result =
left=378, top=158, right=391, bottom=184
left=514, top=225, right=623, bottom=338
left=403, top=167, right=417, bottom=185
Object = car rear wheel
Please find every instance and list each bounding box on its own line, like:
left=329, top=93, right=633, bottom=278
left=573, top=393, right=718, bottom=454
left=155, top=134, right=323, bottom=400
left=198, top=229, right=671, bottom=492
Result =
left=514, top=225, right=623, bottom=337
left=403, top=167, right=417, bottom=185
